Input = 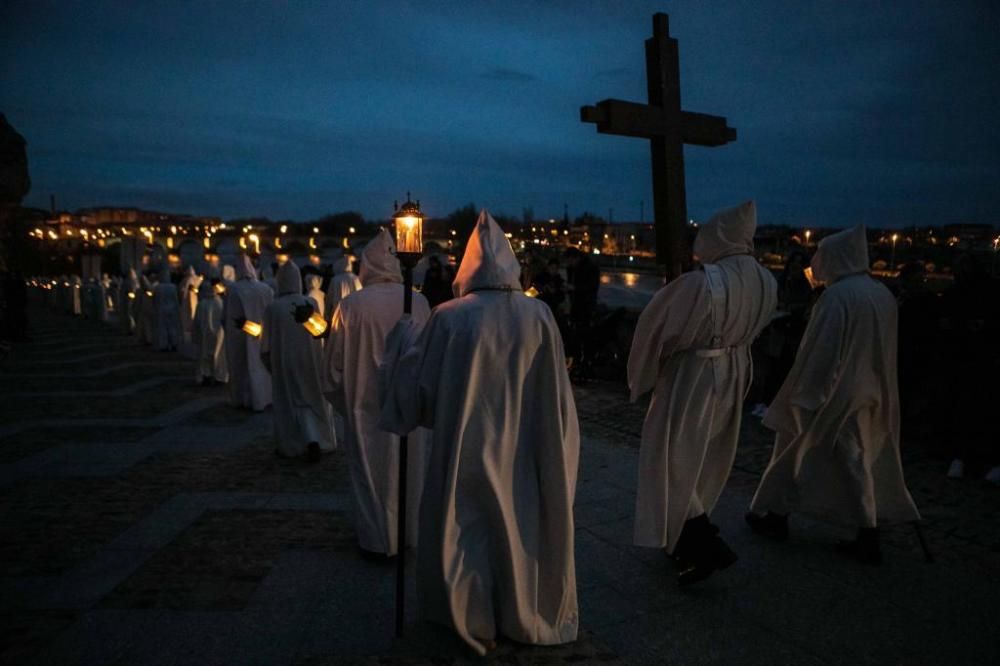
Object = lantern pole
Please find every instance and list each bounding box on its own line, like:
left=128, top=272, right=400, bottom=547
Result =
left=392, top=193, right=423, bottom=638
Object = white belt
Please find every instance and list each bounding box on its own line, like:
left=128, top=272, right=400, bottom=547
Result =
left=695, top=347, right=735, bottom=359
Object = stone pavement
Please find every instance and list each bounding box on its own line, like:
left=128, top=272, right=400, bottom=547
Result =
left=1, top=304, right=997, bottom=665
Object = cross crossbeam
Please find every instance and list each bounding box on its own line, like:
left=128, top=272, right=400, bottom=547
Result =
left=581, top=12, right=737, bottom=280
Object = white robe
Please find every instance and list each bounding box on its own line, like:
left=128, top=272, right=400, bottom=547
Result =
left=69, top=276, right=82, bottom=315
left=153, top=278, right=181, bottom=351
left=263, top=262, right=336, bottom=456
left=324, top=230, right=430, bottom=555
left=305, top=275, right=326, bottom=324
left=750, top=225, right=920, bottom=528
left=225, top=258, right=274, bottom=411
left=324, top=257, right=362, bottom=321
left=380, top=211, right=580, bottom=655
left=628, top=201, right=778, bottom=551
left=193, top=288, right=228, bottom=383
left=178, top=267, right=201, bottom=342
left=119, top=271, right=139, bottom=334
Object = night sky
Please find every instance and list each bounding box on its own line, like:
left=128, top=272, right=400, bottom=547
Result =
left=2, top=1, right=997, bottom=228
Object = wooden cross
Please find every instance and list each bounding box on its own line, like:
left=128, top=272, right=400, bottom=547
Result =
left=581, top=13, right=736, bottom=280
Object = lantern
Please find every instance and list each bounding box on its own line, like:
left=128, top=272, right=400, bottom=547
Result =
left=524, top=286, right=540, bottom=298
left=303, top=312, right=328, bottom=336
left=242, top=320, right=263, bottom=337
left=145, top=290, right=154, bottom=297
left=127, top=292, right=136, bottom=300
left=393, top=193, right=424, bottom=259
left=214, top=283, right=226, bottom=295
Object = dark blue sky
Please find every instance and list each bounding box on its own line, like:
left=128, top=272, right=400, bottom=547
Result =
left=2, top=1, right=997, bottom=227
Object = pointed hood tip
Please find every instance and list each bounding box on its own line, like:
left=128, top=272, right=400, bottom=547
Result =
left=452, top=209, right=521, bottom=297
left=359, top=228, right=402, bottom=286
left=276, top=260, right=303, bottom=295
left=812, top=224, right=869, bottom=284
left=236, top=255, right=257, bottom=281
left=693, top=200, right=757, bottom=263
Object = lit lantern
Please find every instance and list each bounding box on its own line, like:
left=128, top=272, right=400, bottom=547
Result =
left=525, top=286, right=540, bottom=297
left=242, top=320, right=263, bottom=337
left=145, top=290, right=154, bottom=297
left=248, top=233, right=260, bottom=254
left=277, top=253, right=290, bottom=264
left=215, top=283, right=226, bottom=295
left=127, top=292, right=136, bottom=300
left=203, top=237, right=210, bottom=249
left=393, top=193, right=424, bottom=258
left=303, top=312, right=328, bottom=336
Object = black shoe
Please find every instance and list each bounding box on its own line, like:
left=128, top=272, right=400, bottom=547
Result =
left=836, top=528, right=882, bottom=565
left=745, top=512, right=789, bottom=541
left=673, top=515, right=737, bottom=586
left=305, top=442, right=322, bottom=464
left=359, top=546, right=396, bottom=563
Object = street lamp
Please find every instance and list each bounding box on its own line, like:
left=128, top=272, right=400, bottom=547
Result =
left=891, top=233, right=899, bottom=270
left=804, top=229, right=811, bottom=246
left=390, top=192, right=424, bottom=638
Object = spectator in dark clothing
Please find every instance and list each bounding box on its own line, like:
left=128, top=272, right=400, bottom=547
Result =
left=563, top=248, right=600, bottom=376
left=895, top=262, right=943, bottom=440
left=421, top=255, right=454, bottom=309
left=937, top=253, right=1000, bottom=481
left=533, top=259, right=566, bottom=314
left=755, top=252, right=812, bottom=411
left=1, top=270, right=28, bottom=341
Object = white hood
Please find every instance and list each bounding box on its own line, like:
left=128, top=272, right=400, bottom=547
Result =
left=222, top=265, right=236, bottom=282
left=332, top=255, right=352, bottom=275
left=359, top=228, right=402, bottom=286
left=811, top=225, right=869, bottom=285
left=452, top=209, right=521, bottom=297
left=277, top=260, right=302, bottom=296
left=693, top=200, right=757, bottom=264
left=236, top=255, right=257, bottom=281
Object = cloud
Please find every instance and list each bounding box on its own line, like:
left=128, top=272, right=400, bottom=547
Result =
left=480, top=67, right=536, bottom=82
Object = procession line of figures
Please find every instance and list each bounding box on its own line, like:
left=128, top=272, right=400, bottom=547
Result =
left=32, top=204, right=921, bottom=656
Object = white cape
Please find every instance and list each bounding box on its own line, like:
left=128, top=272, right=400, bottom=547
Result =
left=152, top=273, right=181, bottom=351
left=380, top=211, right=580, bottom=655
left=324, top=255, right=362, bottom=320
left=324, top=230, right=430, bottom=555
left=263, top=262, right=336, bottom=456
left=224, top=256, right=274, bottom=411
left=193, top=283, right=228, bottom=383
left=750, top=226, right=920, bottom=527
left=628, top=201, right=778, bottom=551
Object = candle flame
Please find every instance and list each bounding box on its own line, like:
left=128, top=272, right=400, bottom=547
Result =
left=242, top=321, right=263, bottom=337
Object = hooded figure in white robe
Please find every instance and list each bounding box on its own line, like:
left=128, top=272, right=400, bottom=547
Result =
left=747, top=225, right=920, bottom=563
left=102, top=273, right=116, bottom=314
left=178, top=265, right=201, bottom=343
left=305, top=273, right=325, bottom=321
left=119, top=269, right=139, bottom=334
left=262, top=261, right=336, bottom=459
left=324, top=255, right=362, bottom=321
left=628, top=200, right=778, bottom=584
left=85, top=278, right=108, bottom=322
left=224, top=255, right=273, bottom=411
left=380, top=211, right=580, bottom=655
left=193, top=280, right=228, bottom=385
left=324, top=229, right=430, bottom=556
left=69, top=275, right=83, bottom=316
left=221, top=265, right=236, bottom=288
left=152, top=268, right=181, bottom=351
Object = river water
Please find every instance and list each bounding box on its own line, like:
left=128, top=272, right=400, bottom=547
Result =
left=598, top=271, right=664, bottom=310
